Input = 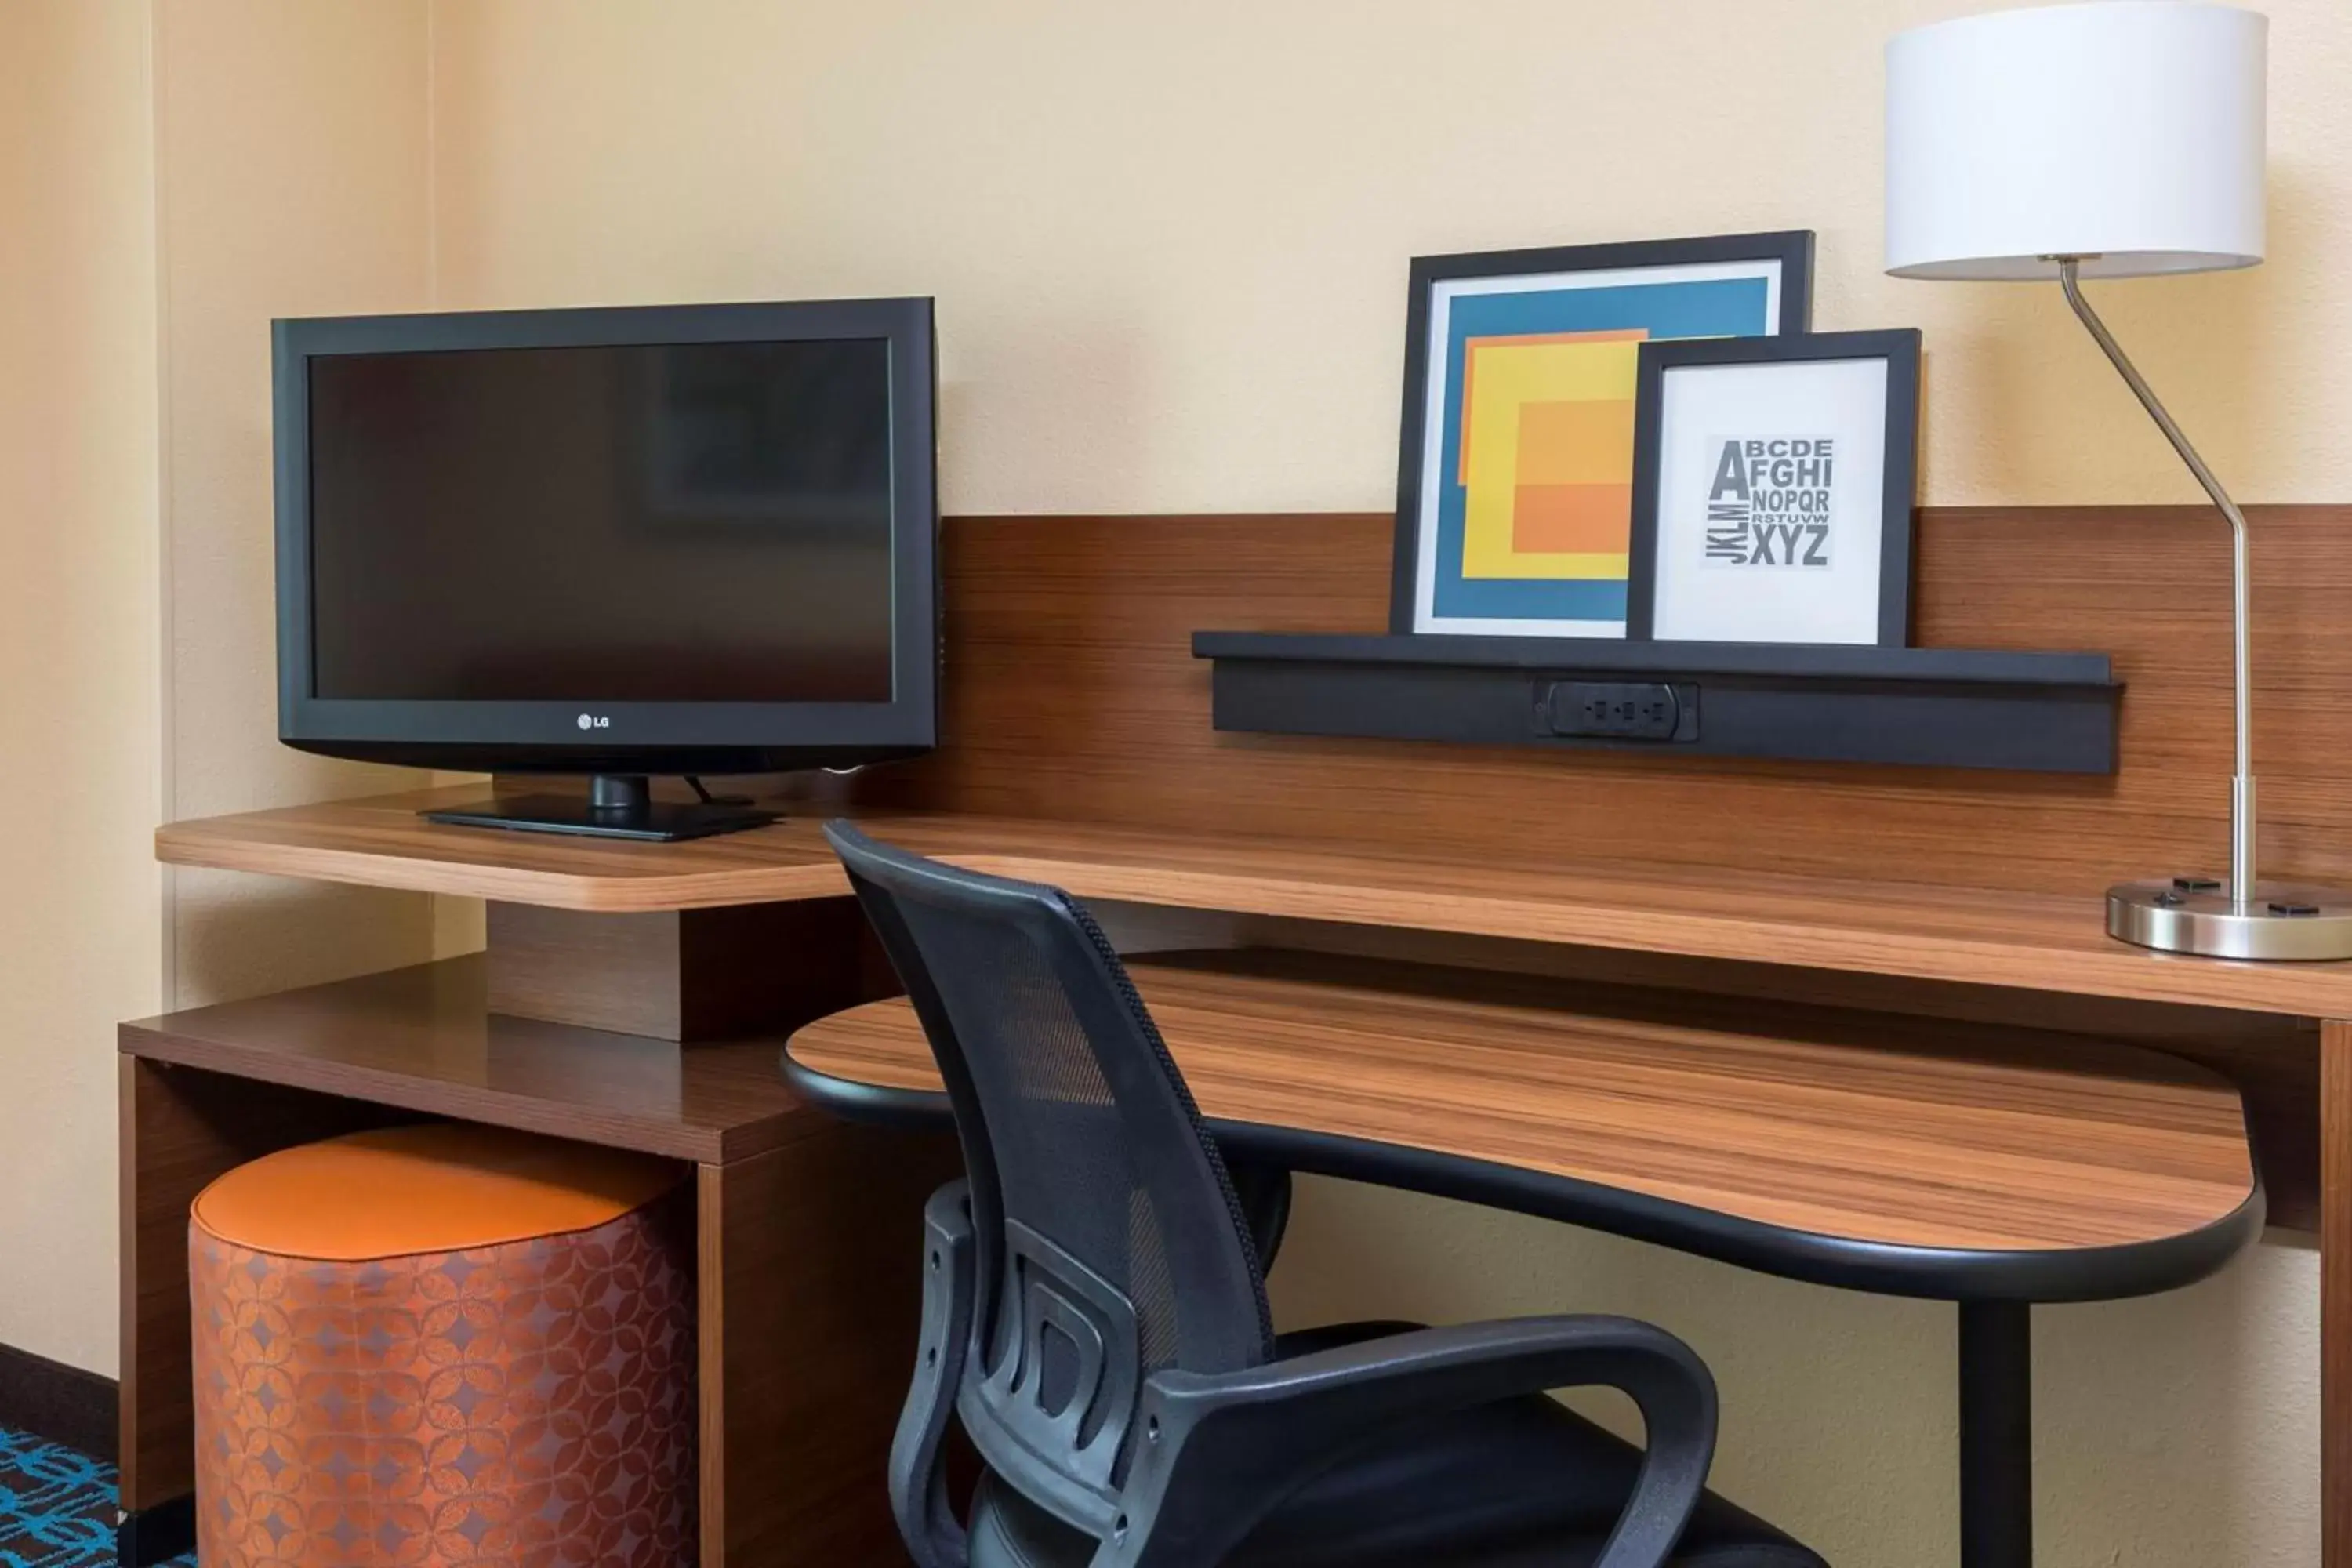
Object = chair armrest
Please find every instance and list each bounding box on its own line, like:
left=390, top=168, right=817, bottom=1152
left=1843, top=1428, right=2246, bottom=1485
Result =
left=891, top=1181, right=979, bottom=1568
left=1102, top=1316, right=1718, bottom=1568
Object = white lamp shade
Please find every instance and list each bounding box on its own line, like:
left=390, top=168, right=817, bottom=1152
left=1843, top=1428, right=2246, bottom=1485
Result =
left=1886, top=2, right=2267, bottom=280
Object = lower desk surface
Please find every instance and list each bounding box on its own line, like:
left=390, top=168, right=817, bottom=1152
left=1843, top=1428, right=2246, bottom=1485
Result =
left=119, top=956, right=815, bottom=1165
left=785, top=949, right=2261, bottom=1304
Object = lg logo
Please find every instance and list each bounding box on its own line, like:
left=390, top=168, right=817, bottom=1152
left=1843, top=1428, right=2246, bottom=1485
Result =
left=576, top=713, right=611, bottom=731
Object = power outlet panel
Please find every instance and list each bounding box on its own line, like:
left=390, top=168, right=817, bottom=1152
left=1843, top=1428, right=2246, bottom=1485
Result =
left=1543, top=681, right=1696, bottom=742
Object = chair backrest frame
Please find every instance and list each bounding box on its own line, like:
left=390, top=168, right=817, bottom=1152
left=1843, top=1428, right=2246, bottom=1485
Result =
left=828, top=823, right=1273, bottom=1537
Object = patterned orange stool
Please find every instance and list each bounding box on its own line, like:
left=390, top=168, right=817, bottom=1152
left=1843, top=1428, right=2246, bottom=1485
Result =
left=189, top=1123, right=695, bottom=1567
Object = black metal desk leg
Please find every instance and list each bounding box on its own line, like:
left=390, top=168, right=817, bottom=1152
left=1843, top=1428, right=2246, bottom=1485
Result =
left=1959, top=1301, right=2034, bottom=1567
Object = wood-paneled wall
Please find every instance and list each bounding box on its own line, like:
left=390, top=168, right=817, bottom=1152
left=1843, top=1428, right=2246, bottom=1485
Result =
left=870, top=506, right=2352, bottom=899
left=847, top=504, right=2352, bottom=1227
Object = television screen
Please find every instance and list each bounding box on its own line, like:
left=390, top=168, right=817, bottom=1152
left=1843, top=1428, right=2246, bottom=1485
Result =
left=306, top=337, right=897, bottom=706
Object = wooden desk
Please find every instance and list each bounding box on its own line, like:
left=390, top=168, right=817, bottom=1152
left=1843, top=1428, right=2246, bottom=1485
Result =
left=137, top=502, right=2352, bottom=1566
left=144, top=782, right=2346, bottom=1567
left=157, top=786, right=2352, bottom=1018
left=786, top=949, right=2262, bottom=1300
left=783, top=946, right=2264, bottom=1568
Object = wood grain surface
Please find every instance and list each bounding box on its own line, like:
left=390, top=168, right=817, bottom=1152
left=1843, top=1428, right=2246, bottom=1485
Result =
left=155, top=791, right=2352, bottom=1018
left=153, top=787, right=849, bottom=910
left=879, top=507, right=2352, bottom=898
left=696, top=1127, right=960, bottom=1568
left=151, top=504, right=2352, bottom=1018
left=155, top=503, right=2352, bottom=1010
left=1220, top=916, right=2325, bottom=1229
left=789, top=951, right=2255, bottom=1256
left=118, top=957, right=822, bottom=1164
left=485, top=898, right=867, bottom=1041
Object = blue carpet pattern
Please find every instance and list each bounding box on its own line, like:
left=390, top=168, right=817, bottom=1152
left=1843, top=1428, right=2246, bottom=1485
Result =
left=0, top=1428, right=193, bottom=1568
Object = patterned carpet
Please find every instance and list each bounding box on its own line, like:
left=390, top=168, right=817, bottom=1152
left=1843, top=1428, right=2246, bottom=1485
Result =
left=0, top=1427, right=193, bottom=1568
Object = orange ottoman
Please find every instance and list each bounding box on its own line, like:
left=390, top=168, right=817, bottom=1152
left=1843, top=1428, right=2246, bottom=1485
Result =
left=188, top=1124, right=696, bottom=1567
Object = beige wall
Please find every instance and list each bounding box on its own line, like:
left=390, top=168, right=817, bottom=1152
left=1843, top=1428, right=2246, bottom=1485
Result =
left=423, top=4, right=2340, bottom=1565
left=0, top=2, right=162, bottom=1377
left=428, top=0, right=2352, bottom=516
left=0, top=2, right=448, bottom=1374
left=154, top=0, right=441, bottom=1010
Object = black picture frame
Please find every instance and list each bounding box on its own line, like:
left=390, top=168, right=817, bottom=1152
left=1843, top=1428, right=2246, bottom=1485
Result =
left=1625, top=328, right=1922, bottom=648
left=1388, top=230, right=1815, bottom=634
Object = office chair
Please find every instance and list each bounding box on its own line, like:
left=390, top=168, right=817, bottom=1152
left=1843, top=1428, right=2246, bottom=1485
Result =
left=826, top=823, right=1828, bottom=1568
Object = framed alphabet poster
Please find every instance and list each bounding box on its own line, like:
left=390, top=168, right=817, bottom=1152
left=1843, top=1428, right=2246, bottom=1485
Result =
left=1627, top=328, right=1922, bottom=646
left=1390, top=231, right=1814, bottom=639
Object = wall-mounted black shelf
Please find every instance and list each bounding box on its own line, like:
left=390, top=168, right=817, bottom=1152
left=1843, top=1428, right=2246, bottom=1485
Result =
left=1192, top=633, right=2123, bottom=774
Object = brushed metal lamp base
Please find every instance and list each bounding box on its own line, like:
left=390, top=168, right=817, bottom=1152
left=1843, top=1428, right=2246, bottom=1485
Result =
left=2050, top=260, right=2352, bottom=963
left=2107, top=880, right=2352, bottom=961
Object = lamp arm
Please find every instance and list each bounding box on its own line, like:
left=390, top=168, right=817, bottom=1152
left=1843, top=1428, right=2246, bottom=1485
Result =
left=2056, top=258, right=2256, bottom=905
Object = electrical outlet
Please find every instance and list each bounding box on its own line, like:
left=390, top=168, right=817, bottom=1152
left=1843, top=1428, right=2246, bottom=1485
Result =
left=1546, top=682, right=1683, bottom=741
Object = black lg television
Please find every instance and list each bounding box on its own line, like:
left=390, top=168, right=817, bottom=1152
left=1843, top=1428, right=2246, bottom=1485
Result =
left=274, top=298, right=937, bottom=840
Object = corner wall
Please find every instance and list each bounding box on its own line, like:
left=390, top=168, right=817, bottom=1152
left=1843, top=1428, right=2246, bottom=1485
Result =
left=0, top=2, right=162, bottom=1377
left=153, top=0, right=442, bottom=1010
left=0, top=2, right=449, bottom=1378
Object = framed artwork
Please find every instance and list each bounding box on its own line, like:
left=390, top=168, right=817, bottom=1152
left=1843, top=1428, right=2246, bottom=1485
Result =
left=1626, top=328, right=1922, bottom=647
left=1390, top=230, right=1814, bottom=638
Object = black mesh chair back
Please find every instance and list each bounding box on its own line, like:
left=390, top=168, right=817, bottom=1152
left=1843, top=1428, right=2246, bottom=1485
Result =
left=826, top=823, right=1272, bottom=1538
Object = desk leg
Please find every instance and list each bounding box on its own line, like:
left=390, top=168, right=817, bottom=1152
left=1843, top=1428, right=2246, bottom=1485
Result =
left=1958, top=1301, right=2032, bottom=1568
left=2322, top=1022, right=2352, bottom=1567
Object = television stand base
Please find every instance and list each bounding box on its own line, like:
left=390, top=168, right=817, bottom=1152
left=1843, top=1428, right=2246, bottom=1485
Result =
left=422, top=775, right=779, bottom=843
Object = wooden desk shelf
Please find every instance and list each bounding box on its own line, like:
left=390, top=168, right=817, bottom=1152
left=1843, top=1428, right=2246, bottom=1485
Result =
left=120, top=956, right=813, bottom=1163
left=786, top=949, right=2260, bottom=1302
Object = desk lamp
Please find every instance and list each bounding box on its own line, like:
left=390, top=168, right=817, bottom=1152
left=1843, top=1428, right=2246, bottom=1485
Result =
left=1886, top=0, right=2352, bottom=960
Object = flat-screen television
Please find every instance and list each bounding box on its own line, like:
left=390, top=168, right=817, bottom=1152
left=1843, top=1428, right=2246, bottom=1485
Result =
left=274, top=298, right=936, bottom=839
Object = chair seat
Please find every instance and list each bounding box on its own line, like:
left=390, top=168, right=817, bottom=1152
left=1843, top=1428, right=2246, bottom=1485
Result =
left=968, top=1323, right=1826, bottom=1568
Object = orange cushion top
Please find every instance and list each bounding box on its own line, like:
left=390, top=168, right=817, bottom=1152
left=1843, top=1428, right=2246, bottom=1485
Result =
left=191, top=1123, right=684, bottom=1261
